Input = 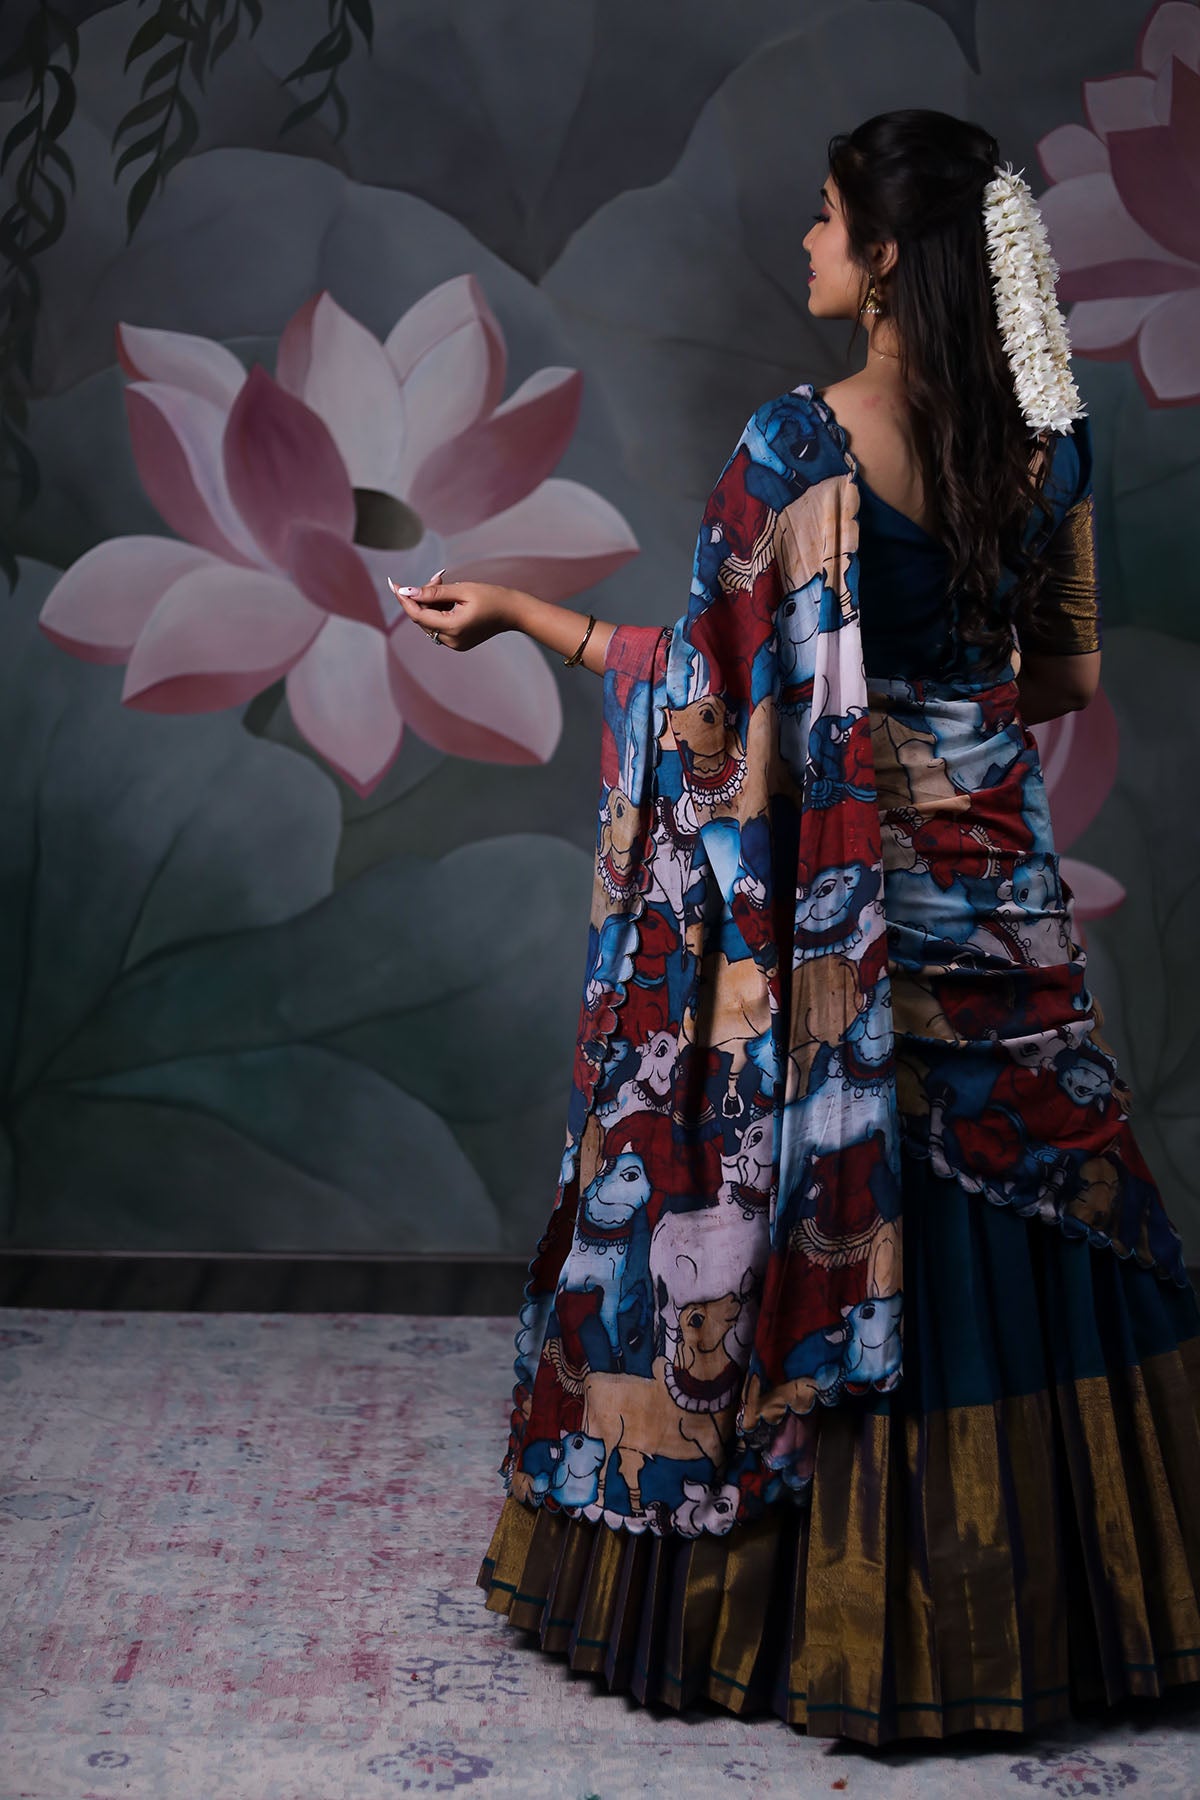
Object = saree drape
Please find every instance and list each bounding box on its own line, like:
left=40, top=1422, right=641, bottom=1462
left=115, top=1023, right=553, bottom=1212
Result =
left=495, top=383, right=1190, bottom=1542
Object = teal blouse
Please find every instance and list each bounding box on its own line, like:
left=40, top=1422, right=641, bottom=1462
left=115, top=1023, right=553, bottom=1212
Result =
left=856, top=420, right=1100, bottom=681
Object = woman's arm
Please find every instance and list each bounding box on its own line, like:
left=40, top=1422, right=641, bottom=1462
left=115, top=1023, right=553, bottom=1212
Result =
left=390, top=578, right=619, bottom=676
left=1013, top=526, right=1102, bottom=719
left=509, top=590, right=617, bottom=675
left=1013, top=460, right=1103, bottom=725
left=1014, top=645, right=1101, bottom=725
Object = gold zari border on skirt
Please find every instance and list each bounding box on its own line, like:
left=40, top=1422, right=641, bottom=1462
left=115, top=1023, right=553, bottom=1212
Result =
left=477, top=1340, right=1200, bottom=1747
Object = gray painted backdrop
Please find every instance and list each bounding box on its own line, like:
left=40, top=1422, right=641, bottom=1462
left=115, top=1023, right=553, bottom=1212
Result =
left=1, top=0, right=1196, bottom=1256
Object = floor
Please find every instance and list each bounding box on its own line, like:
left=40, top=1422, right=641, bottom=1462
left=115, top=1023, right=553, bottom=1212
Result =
left=1, top=1307, right=1198, bottom=1800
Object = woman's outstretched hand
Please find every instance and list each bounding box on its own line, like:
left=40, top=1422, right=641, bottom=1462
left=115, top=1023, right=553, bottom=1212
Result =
left=388, top=573, right=523, bottom=653
left=388, top=570, right=617, bottom=675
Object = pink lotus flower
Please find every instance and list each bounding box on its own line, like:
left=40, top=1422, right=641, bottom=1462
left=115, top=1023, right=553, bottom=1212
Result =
left=39, top=278, right=639, bottom=793
left=1032, top=685, right=1125, bottom=920
left=1036, top=0, right=1200, bottom=407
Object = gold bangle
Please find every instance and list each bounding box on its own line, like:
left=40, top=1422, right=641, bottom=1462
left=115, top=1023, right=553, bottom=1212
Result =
left=564, top=612, right=597, bottom=667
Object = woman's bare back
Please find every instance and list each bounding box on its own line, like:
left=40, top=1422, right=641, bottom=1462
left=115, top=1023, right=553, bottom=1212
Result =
left=818, top=374, right=931, bottom=535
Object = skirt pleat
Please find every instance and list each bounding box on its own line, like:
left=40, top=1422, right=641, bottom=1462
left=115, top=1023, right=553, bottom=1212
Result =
left=477, top=1157, right=1200, bottom=1746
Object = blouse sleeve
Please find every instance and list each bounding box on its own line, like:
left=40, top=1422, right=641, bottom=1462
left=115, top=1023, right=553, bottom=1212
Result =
left=1014, top=419, right=1102, bottom=657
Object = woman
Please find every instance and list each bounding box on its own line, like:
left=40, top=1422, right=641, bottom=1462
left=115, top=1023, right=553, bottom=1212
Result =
left=392, top=110, right=1200, bottom=1746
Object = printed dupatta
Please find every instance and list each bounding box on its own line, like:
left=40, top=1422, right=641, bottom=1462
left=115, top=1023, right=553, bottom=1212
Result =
left=501, top=383, right=1190, bottom=1539
left=504, top=386, right=903, bottom=1533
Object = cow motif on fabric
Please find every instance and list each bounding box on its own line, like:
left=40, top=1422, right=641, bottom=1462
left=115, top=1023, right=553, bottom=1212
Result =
left=500, top=385, right=1189, bottom=1538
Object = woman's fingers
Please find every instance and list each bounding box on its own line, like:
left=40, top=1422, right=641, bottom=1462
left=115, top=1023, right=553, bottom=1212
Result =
left=385, top=578, right=473, bottom=650
left=386, top=576, right=512, bottom=653
left=389, top=578, right=456, bottom=604
left=389, top=581, right=467, bottom=624
left=389, top=566, right=447, bottom=599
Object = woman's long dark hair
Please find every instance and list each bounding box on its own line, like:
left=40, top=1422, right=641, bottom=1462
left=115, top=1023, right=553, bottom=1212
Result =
left=826, top=109, right=1060, bottom=675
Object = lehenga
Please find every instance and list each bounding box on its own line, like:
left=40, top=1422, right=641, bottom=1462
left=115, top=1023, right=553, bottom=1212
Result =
left=476, top=383, right=1200, bottom=1746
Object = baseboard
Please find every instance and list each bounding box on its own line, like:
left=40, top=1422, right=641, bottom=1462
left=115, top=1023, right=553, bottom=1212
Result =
left=3, top=1250, right=1197, bottom=1318
left=0, top=1251, right=531, bottom=1316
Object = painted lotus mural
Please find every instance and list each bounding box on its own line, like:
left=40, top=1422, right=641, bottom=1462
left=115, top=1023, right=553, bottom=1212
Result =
left=1038, top=0, right=1200, bottom=407
left=0, top=0, right=1197, bottom=1257
left=39, top=285, right=637, bottom=792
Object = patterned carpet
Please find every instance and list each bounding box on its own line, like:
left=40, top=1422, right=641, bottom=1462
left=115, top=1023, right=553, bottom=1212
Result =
left=1, top=1308, right=1198, bottom=1799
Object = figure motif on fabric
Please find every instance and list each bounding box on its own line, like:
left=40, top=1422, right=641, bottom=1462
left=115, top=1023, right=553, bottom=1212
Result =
left=501, top=386, right=1188, bottom=1540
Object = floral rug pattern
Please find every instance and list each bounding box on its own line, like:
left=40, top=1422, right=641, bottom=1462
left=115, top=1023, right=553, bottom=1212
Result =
left=1, top=1308, right=1197, bottom=1798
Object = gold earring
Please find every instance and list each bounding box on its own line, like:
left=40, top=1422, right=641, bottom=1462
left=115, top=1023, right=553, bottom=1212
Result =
left=861, top=276, right=883, bottom=315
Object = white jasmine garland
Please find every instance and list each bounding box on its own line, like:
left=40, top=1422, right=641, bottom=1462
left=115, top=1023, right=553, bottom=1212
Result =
left=982, top=161, right=1086, bottom=435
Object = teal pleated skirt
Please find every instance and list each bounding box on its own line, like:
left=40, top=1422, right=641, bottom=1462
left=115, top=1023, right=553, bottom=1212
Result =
left=479, top=1152, right=1200, bottom=1746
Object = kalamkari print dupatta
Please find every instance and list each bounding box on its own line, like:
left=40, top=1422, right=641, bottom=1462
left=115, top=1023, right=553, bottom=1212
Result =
left=500, top=383, right=1190, bottom=1540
